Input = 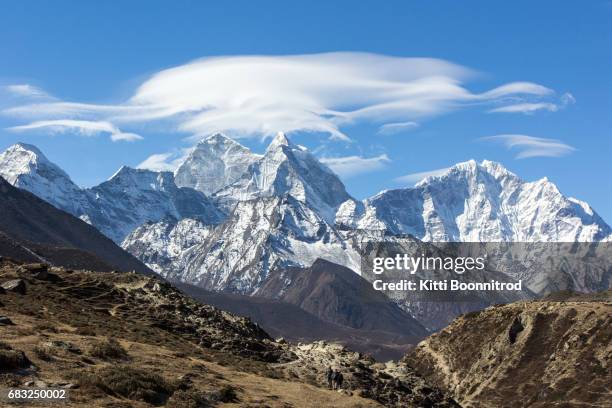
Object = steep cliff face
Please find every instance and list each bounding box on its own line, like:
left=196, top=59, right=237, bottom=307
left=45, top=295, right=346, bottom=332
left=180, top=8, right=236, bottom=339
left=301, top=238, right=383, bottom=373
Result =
left=0, top=143, right=94, bottom=218
left=404, top=292, right=612, bottom=408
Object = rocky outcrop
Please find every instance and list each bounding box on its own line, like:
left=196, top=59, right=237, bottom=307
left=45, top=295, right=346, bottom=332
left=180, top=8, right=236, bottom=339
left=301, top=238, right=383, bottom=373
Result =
left=1, top=279, right=26, bottom=294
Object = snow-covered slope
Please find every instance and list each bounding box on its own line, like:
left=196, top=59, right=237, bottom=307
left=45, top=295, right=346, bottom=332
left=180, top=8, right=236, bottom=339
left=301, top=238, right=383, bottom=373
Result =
left=339, top=160, right=611, bottom=242
left=214, top=132, right=352, bottom=222
left=118, top=217, right=214, bottom=275
left=0, top=143, right=94, bottom=217
left=174, top=133, right=260, bottom=195
left=87, top=166, right=223, bottom=242
left=122, top=194, right=361, bottom=294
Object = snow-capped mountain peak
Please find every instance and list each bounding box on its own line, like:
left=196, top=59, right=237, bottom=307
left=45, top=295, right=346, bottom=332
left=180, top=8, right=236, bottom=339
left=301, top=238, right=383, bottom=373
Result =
left=174, top=132, right=260, bottom=195
left=214, top=132, right=352, bottom=222
left=0, top=142, right=91, bottom=216
left=1, top=140, right=610, bottom=304
left=0, top=142, right=71, bottom=184
left=0, top=143, right=223, bottom=244
left=205, top=132, right=234, bottom=144
left=415, top=159, right=519, bottom=188
left=88, top=165, right=223, bottom=243
left=267, top=131, right=291, bottom=151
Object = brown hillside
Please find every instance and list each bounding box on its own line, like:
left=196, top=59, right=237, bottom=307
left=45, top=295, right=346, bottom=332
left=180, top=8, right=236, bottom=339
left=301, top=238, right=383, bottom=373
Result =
left=404, top=293, right=612, bottom=407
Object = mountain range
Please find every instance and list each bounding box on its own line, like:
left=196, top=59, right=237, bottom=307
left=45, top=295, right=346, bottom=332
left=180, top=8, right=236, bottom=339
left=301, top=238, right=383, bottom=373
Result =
left=0, top=132, right=610, bottom=329
left=0, top=143, right=222, bottom=243
left=340, top=159, right=610, bottom=242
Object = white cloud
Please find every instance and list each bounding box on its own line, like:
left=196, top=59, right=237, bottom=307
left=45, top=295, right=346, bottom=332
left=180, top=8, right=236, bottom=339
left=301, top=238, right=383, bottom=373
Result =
left=489, top=102, right=559, bottom=114
left=480, top=82, right=554, bottom=99
left=481, top=134, right=576, bottom=159
left=8, top=119, right=142, bottom=142
left=560, top=92, right=576, bottom=106
left=394, top=167, right=450, bottom=185
left=110, top=132, right=144, bottom=142
left=3, top=102, right=130, bottom=118
left=137, top=149, right=190, bottom=172
left=4, top=84, right=51, bottom=99
left=489, top=91, right=576, bottom=115
left=377, top=121, right=419, bottom=135
left=320, top=154, right=391, bottom=178
left=2, top=52, right=564, bottom=141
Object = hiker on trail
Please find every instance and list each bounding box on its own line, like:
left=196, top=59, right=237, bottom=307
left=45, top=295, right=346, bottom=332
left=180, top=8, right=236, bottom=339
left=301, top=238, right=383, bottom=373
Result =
left=326, top=366, right=333, bottom=389
left=335, top=370, right=344, bottom=390
left=331, top=369, right=338, bottom=390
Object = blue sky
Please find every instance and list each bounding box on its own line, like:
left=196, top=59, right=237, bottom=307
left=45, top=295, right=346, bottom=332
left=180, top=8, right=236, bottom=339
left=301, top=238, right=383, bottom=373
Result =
left=0, top=0, right=610, bottom=222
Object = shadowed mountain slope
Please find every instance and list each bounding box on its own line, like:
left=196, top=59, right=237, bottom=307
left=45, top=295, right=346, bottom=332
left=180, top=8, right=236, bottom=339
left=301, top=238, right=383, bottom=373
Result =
left=257, top=259, right=428, bottom=338
left=0, top=176, right=153, bottom=274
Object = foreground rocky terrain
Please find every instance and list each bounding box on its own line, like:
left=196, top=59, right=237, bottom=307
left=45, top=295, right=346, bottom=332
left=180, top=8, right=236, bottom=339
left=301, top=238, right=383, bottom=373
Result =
left=0, top=258, right=457, bottom=407
left=404, top=292, right=612, bottom=407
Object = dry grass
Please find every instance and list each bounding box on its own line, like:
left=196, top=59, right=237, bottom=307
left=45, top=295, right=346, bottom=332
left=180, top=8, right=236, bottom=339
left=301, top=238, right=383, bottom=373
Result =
left=33, top=322, right=58, bottom=333
left=75, top=325, right=97, bottom=336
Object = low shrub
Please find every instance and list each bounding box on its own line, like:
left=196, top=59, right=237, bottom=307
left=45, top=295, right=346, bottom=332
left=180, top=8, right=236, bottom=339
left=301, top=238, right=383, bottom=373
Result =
left=33, top=322, right=58, bottom=333
left=88, top=338, right=128, bottom=360
left=209, top=385, right=238, bottom=403
left=166, top=389, right=213, bottom=408
left=0, top=373, right=21, bottom=387
left=0, top=347, right=30, bottom=370
left=74, top=365, right=174, bottom=404
left=33, top=344, right=53, bottom=361
left=75, top=326, right=97, bottom=336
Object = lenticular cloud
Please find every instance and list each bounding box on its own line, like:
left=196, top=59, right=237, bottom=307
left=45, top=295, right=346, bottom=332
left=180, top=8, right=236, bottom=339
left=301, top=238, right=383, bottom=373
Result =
left=4, top=52, right=558, bottom=140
